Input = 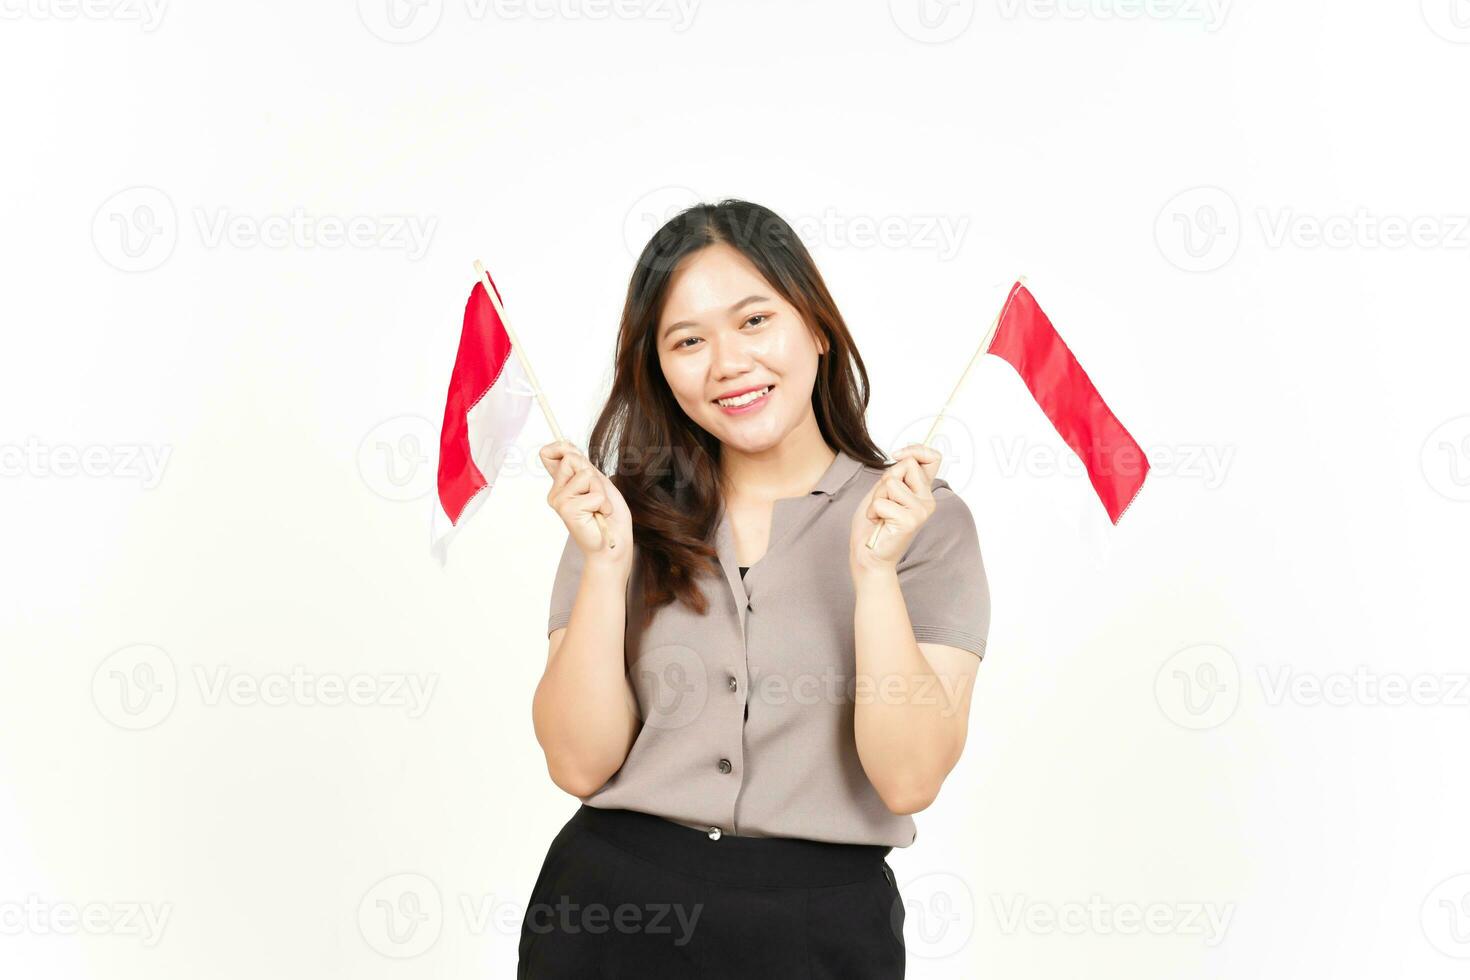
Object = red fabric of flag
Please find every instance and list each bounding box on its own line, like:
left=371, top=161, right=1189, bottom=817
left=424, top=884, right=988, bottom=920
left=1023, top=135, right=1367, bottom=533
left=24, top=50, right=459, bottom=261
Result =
left=431, top=273, right=534, bottom=563
left=988, top=282, right=1149, bottom=523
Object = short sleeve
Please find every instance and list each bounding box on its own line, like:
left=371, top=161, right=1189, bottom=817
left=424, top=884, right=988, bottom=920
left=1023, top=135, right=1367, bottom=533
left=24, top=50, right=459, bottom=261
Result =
left=896, top=486, right=991, bottom=659
left=547, top=531, right=586, bottom=636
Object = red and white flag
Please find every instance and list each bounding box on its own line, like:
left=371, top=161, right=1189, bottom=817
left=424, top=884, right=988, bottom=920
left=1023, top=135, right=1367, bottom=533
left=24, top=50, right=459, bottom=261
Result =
left=988, top=282, right=1149, bottom=523
left=430, top=274, right=536, bottom=563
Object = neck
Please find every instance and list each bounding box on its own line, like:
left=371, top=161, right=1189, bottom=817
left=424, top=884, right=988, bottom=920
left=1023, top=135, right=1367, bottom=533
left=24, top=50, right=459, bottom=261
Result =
left=718, top=420, right=835, bottom=504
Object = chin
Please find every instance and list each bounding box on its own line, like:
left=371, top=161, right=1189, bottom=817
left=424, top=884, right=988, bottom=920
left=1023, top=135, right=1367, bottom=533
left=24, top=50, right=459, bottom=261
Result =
left=711, top=422, right=788, bottom=455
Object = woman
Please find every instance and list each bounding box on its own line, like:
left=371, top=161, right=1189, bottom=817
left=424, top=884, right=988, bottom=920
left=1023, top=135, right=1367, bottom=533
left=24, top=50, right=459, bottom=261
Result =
left=518, top=199, right=990, bottom=978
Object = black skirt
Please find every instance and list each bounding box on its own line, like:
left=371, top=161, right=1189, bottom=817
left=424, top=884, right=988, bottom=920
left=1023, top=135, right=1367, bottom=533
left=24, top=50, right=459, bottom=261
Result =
left=518, top=804, right=906, bottom=978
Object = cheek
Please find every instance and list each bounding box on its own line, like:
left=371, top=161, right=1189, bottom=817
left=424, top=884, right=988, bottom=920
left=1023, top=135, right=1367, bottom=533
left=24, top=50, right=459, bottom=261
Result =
left=751, top=324, right=819, bottom=376
left=658, top=354, right=705, bottom=407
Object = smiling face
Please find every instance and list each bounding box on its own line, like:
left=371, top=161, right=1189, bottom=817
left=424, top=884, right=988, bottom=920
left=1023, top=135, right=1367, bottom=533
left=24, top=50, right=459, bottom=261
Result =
left=655, top=242, right=828, bottom=456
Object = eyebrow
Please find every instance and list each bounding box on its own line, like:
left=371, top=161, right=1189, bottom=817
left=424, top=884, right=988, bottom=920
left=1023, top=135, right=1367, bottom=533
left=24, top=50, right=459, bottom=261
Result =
left=661, top=295, right=772, bottom=341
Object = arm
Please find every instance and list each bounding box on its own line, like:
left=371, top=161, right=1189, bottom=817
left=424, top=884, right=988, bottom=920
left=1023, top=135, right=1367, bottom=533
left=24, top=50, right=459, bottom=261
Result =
left=532, top=555, right=641, bottom=798
left=847, top=444, right=991, bottom=815
left=531, top=440, right=640, bottom=799
left=852, top=565, right=980, bottom=813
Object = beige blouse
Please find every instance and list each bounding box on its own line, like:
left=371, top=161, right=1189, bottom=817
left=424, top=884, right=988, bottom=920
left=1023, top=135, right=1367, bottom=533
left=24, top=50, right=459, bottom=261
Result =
left=546, top=448, right=990, bottom=847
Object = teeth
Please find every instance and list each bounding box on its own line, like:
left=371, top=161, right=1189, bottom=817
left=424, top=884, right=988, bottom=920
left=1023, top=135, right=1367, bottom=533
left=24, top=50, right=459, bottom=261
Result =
left=716, top=385, right=771, bottom=408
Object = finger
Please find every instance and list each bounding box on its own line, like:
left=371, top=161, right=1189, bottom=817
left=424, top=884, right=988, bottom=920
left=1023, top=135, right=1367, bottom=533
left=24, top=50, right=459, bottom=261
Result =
left=897, top=458, right=935, bottom=500
left=868, top=496, right=911, bottom=526
left=876, top=461, right=921, bottom=499
left=538, top=439, right=570, bottom=461
left=590, top=471, right=616, bottom=518
left=866, top=476, right=892, bottom=514
left=552, top=449, right=591, bottom=492
left=539, top=439, right=580, bottom=472
left=908, top=442, right=941, bottom=460
left=546, top=458, right=574, bottom=501
left=867, top=475, right=900, bottom=512
left=552, top=465, right=597, bottom=506
left=890, top=443, right=940, bottom=466
left=883, top=472, right=925, bottom=510
left=543, top=445, right=570, bottom=487
left=568, top=486, right=607, bottom=527
left=891, top=445, right=941, bottom=486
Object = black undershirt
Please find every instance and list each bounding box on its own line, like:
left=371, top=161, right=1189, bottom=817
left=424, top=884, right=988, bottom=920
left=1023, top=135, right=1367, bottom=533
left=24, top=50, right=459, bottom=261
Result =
left=739, top=566, right=748, bottom=579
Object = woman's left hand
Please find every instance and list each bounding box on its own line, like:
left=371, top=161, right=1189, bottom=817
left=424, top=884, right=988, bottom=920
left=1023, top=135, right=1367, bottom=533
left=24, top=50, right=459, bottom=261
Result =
left=849, top=443, right=942, bottom=574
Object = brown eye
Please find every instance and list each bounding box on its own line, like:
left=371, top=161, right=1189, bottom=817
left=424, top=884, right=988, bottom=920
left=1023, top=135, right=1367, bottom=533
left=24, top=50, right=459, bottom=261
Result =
left=745, top=314, right=769, bottom=328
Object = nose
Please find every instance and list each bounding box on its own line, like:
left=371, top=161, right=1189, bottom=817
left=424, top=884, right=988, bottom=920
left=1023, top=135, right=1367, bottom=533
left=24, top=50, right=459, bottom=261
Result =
left=710, top=330, right=758, bottom=382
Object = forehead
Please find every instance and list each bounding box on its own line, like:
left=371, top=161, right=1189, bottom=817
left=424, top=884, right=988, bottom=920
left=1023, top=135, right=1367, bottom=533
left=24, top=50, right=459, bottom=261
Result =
left=659, top=244, right=779, bottom=323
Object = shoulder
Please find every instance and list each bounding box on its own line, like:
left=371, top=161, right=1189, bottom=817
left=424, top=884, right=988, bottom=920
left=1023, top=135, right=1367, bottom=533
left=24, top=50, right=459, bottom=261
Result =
left=907, top=482, right=976, bottom=556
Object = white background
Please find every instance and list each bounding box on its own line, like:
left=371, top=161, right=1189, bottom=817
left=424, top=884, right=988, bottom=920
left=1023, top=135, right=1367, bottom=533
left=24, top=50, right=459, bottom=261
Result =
left=3, top=0, right=1469, bottom=977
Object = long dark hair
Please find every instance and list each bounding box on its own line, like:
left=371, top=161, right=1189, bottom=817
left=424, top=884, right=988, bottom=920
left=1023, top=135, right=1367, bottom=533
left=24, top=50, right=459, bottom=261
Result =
left=587, top=199, right=887, bottom=629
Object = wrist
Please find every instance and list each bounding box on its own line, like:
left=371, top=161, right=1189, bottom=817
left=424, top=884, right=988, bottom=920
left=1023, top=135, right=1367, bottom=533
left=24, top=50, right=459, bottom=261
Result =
left=851, top=561, right=899, bottom=595
left=585, top=551, right=633, bottom=582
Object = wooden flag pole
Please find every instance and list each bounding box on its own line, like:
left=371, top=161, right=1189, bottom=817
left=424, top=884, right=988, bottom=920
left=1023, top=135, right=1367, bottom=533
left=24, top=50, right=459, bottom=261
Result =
left=473, top=260, right=615, bottom=551
left=865, top=275, right=1025, bottom=550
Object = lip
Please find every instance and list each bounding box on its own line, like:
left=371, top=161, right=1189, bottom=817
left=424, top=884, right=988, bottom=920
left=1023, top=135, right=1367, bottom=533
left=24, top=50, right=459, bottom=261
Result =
left=712, top=383, right=774, bottom=401
left=713, top=383, right=775, bottom=415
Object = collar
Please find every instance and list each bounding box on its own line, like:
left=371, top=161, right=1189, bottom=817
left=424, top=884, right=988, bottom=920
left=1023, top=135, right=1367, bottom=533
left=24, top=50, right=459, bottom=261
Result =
left=811, top=448, right=864, bottom=496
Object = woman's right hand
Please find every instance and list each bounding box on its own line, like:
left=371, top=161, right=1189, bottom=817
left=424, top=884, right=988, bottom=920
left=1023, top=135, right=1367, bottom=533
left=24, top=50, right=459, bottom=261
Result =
left=540, top=440, right=633, bottom=563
